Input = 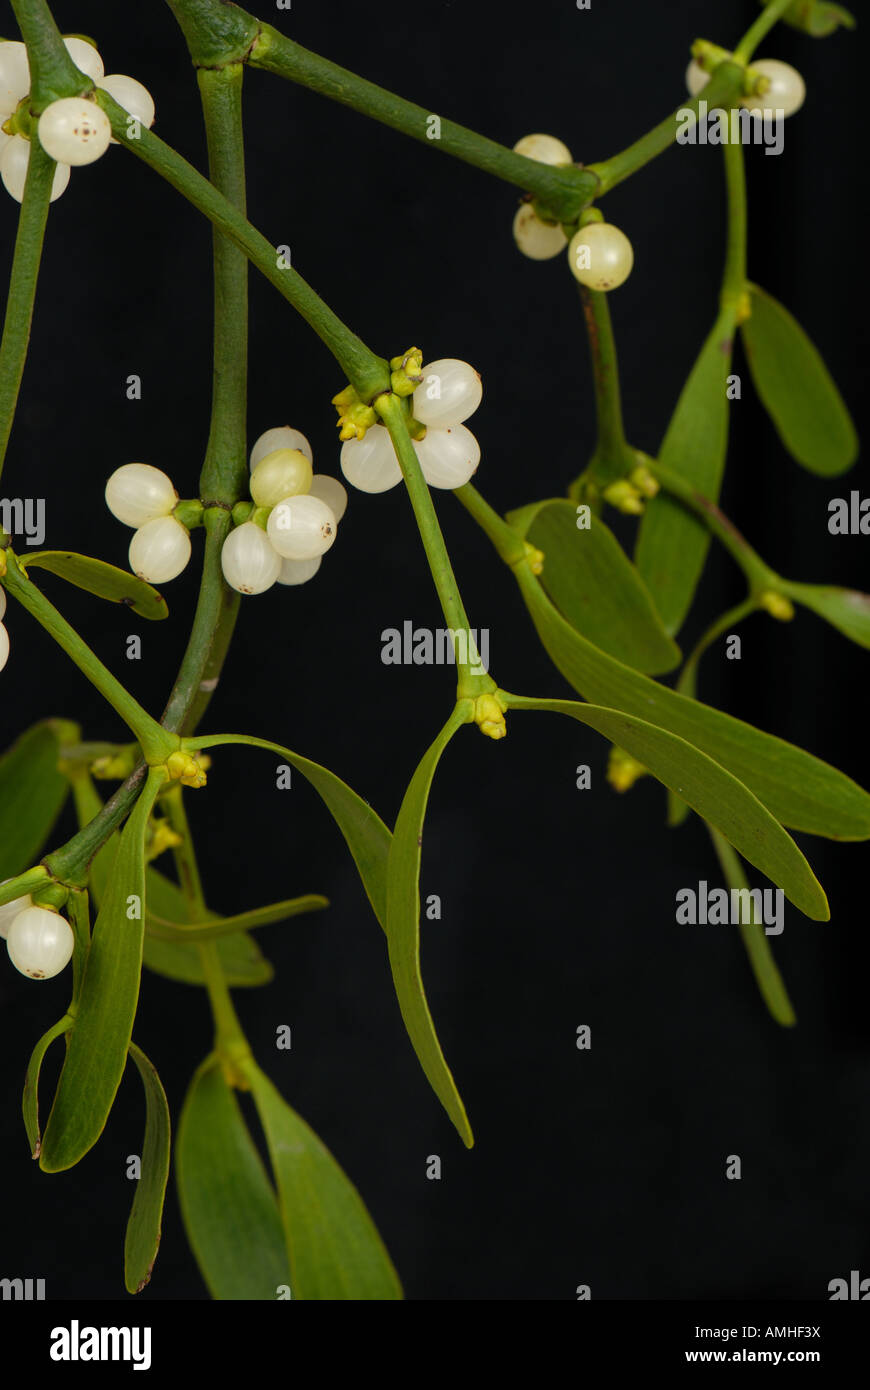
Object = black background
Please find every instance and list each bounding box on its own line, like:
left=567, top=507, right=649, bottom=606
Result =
left=0, top=0, right=868, bottom=1303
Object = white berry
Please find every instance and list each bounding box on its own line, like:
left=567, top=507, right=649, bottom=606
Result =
left=266, top=495, right=337, bottom=560
left=250, top=449, right=312, bottom=507
left=250, top=426, right=313, bottom=470
left=97, top=74, right=155, bottom=129
left=221, top=521, right=281, bottom=594
left=106, top=463, right=178, bottom=527
left=742, top=59, right=805, bottom=119
left=129, top=516, right=191, bottom=583
left=63, top=37, right=104, bottom=84
left=340, top=425, right=402, bottom=493
left=513, top=133, right=573, bottom=166
left=0, top=135, right=70, bottom=202
left=277, top=554, right=322, bottom=586
left=0, top=41, right=30, bottom=118
left=685, top=59, right=709, bottom=97
left=415, top=425, right=481, bottom=490
left=513, top=203, right=568, bottom=261
left=38, top=98, right=112, bottom=167
left=0, top=622, right=8, bottom=672
left=0, top=886, right=33, bottom=939
left=413, top=359, right=482, bottom=428
left=568, top=223, right=634, bottom=292
left=7, top=906, right=74, bottom=979
left=307, top=474, right=347, bottom=523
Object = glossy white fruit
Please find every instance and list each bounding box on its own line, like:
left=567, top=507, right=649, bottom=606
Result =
left=250, top=426, right=313, bottom=470
left=307, top=474, right=347, bottom=523
left=6, top=906, right=74, bottom=979
left=129, top=516, right=191, bottom=582
left=38, top=98, right=112, bottom=166
left=276, top=554, right=322, bottom=586
left=742, top=58, right=805, bottom=119
left=568, top=222, right=634, bottom=292
left=250, top=449, right=312, bottom=507
left=414, top=425, right=481, bottom=490
left=266, top=495, right=337, bottom=560
left=106, top=463, right=178, bottom=527
left=0, top=41, right=30, bottom=117
left=0, top=622, right=8, bottom=672
left=64, top=36, right=104, bottom=84
left=513, top=203, right=568, bottom=261
left=340, top=425, right=402, bottom=493
left=685, top=59, right=709, bottom=97
left=0, top=887, right=33, bottom=940
left=413, top=358, right=482, bottom=428
left=0, top=135, right=70, bottom=202
left=513, top=133, right=573, bottom=166
left=97, top=73, right=155, bottom=129
left=221, top=521, right=281, bottom=594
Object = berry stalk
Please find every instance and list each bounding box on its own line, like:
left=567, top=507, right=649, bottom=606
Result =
left=733, top=0, right=799, bottom=63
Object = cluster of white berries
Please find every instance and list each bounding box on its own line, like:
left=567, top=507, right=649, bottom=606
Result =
left=340, top=359, right=483, bottom=494
left=0, top=36, right=154, bottom=203
left=685, top=56, right=805, bottom=119
left=106, top=463, right=191, bottom=583
left=511, top=133, right=635, bottom=293
left=221, top=427, right=348, bottom=593
left=0, top=887, right=73, bottom=979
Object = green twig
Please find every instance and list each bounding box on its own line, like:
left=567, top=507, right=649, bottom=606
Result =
left=733, top=0, right=797, bottom=63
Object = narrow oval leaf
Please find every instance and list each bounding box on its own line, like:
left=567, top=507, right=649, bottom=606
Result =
left=176, top=1056, right=290, bottom=1300
left=22, top=1015, right=72, bottom=1159
left=242, top=1058, right=403, bottom=1300
left=782, top=581, right=870, bottom=649
left=507, top=498, right=680, bottom=675
left=40, top=770, right=163, bottom=1172
left=124, top=1042, right=171, bottom=1294
left=512, top=560, right=870, bottom=840
left=505, top=695, right=828, bottom=921
left=741, top=284, right=858, bottom=477
left=636, top=307, right=738, bottom=634
left=146, top=894, right=328, bottom=942
left=187, top=735, right=392, bottom=929
left=24, top=551, right=169, bottom=619
left=386, top=705, right=473, bottom=1147
left=0, top=719, right=76, bottom=878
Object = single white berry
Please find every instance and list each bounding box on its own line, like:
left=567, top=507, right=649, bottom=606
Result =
left=106, top=463, right=178, bottom=527
left=414, top=425, right=481, bottom=490
left=568, top=223, right=634, bottom=292
left=250, top=448, right=312, bottom=507
left=277, top=554, right=322, bottom=586
left=97, top=73, right=155, bottom=129
left=413, top=358, right=482, bottom=428
left=513, top=203, right=568, bottom=261
left=0, top=135, right=70, bottom=202
left=0, top=886, right=33, bottom=939
left=0, top=622, right=8, bottom=672
left=307, top=474, right=347, bottom=523
left=685, top=59, right=709, bottom=97
left=38, top=98, right=112, bottom=167
left=513, top=133, right=573, bottom=166
left=266, top=495, right=337, bottom=560
left=742, top=58, right=805, bottom=119
left=250, top=426, right=313, bottom=470
left=221, top=521, right=281, bottom=595
left=63, top=36, right=104, bottom=84
left=7, top=906, right=74, bottom=979
left=340, top=425, right=402, bottom=493
left=129, top=516, right=191, bottom=583
left=0, top=40, right=30, bottom=118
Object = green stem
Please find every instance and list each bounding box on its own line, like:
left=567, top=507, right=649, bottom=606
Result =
left=453, top=483, right=528, bottom=569
left=676, top=597, right=758, bottom=699
left=720, top=132, right=747, bottom=310
left=0, top=139, right=54, bottom=484
left=0, top=865, right=50, bottom=908
left=162, top=784, right=208, bottom=919
left=65, top=886, right=90, bottom=1005
left=708, top=825, right=796, bottom=1027
left=9, top=0, right=84, bottom=106
left=161, top=512, right=239, bottom=735
left=733, top=0, right=796, bottom=63
left=577, top=284, right=634, bottom=483
left=648, top=462, right=779, bottom=596
left=46, top=765, right=147, bottom=886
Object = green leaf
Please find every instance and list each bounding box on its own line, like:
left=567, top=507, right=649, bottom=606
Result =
left=22, top=1014, right=72, bottom=1159
left=0, top=719, right=76, bottom=879
left=124, top=1042, right=171, bottom=1294
left=176, top=1056, right=291, bottom=1300
left=386, top=705, right=473, bottom=1147
left=770, top=0, right=855, bottom=37
left=505, top=695, right=829, bottom=921
left=187, top=735, right=392, bottom=930
left=146, top=893, right=328, bottom=941
left=635, top=307, right=738, bottom=634
left=512, top=560, right=870, bottom=840
left=782, top=581, right=870, bottom=649
left=741, top=284, right=858, bottom=477
left=241, top=1058, right=403, bottom=1300
left=507, top=499, right=680, bottom=675
left=40, top=770, right=163, bottom=1173
left=24, top=551, right=169, bottom=619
